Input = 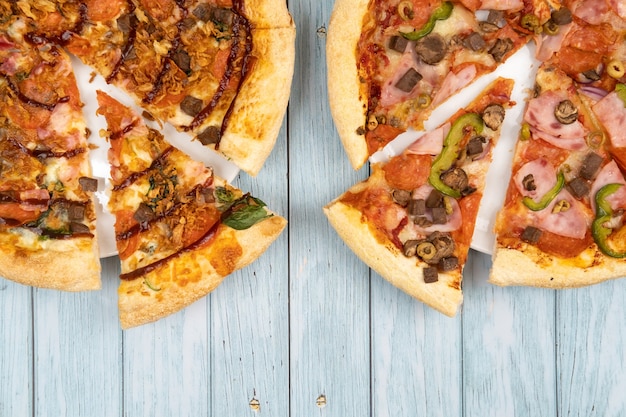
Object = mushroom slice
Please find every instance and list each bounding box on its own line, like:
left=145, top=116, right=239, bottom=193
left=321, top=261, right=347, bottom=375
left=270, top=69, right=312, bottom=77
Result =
left=482, top=104, right=505, bottom=130
left=554, top=99, right=578, bottom=125
left=415, top=33, right=448, bottom=65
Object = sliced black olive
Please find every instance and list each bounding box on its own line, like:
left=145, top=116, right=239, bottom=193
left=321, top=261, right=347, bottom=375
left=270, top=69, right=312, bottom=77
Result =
left=423, top=266, right=439, bottom=283
left=521, top=226, right=542, bottom=244
left=408, top=198, right=426, bottom=216
left=171, top=49, right=191, bottom=73
left=392, top=189, right=411, bottom=207
left=415, top=33, right=448, bottom=65
left=78, top=176, right=98, bottom=192
left=489, top=38, right=513, bottom=62
left=522, top=174, right=536, bottom=191
left=482, top=103, right=505, bottom=130
left=193, top=3, right=213, bottom=22
left=578, top=152, right=604, bottom=180
left=395, top=68, right=422, bottom=92
left=466, top=136, right=486, bottom=156
left=133, top=202, right=155, bottom=223
left=554, top=99, right=578, bottom=124
left=197, top=126, right=220, bottom=145
left=464, top=32, right=486, bottom=51
left=389, top=35, right=409, bottom=53
left=417, top=241, right=437, bottom=261
left=567, top=177, right=590, bottom=199
left=551, top=7, right=572, bottom=25
left=180, top=95, right=203, bottom=117
left=440, top=168, right=469, bottom=193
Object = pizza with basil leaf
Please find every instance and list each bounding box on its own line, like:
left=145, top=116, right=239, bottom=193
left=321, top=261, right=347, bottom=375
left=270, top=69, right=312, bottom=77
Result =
left=97, top=91, right=286, bottom=328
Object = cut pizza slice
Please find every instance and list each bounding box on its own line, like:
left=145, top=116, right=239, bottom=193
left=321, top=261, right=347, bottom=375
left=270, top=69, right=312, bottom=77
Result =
left=490, top=63, right=626, bottom=288
left=96, top=91, right=287, bottom=328
left=50, top=0, right=296, bottom=176
left=0, top=34, right=101, bottom=290
left=325, top=78, right=514, bottom=316
left=327, top=0, right=533, bottom=169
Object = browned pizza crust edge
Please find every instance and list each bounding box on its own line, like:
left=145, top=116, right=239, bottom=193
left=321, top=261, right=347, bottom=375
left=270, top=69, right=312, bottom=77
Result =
left=490, top=246, right=626, bottom=289
left=217, top=25, right=295, bottom=176
left=244, top=0, right=295, bottom=29
left=323, top=201, right=463, bottom=317
left=118, top=214, right=287, bottom=329
left=326, top=0, right=370, bottom=170
left=0, top=237, right=101, bottom=291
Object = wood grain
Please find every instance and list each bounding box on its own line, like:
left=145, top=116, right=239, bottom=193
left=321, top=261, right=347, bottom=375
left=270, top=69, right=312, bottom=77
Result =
left=1, top=1, right=626, bottom=416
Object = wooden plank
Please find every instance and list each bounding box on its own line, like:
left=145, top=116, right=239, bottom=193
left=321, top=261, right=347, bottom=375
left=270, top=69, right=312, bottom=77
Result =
left=557, top=279, right=626, bottom=416
left=32, top=257, right=122, bottom=417
left=122, top=292, right=209, bottom=416
left=0, top=280, right=33, bottom=417
left=210, top=121, right=290, bottom=415
left=462, top=250, right=557, bottom=417
left=371, top=276, right=462, bottom=417
left=287, top=0, right=371, bottom=415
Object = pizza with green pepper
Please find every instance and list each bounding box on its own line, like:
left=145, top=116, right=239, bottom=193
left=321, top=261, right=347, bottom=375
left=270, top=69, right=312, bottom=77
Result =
left=97, top=91, right=286, bottom=329
left=325, top=78, right=514, bottom=316
left=327, top=0, right=532, bottom=170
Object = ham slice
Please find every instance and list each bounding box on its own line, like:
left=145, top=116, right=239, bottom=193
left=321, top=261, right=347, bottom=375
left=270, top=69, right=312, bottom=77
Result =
left=432, top=65, right=477, bottom=107
left=405, top=123, right=450, bottom=155
left=573, top=0, right=609, bottom=25
left=524, top=90, right=588, bottom=150
left=535, top=189, right=590, bottom=239
left=530, top=127, right=588, bottom=151
left=590, top=160, right=626, bottom=213
left=593, top=92, right=626, bottom=148
left=513, top=158, right=589, bottom=239
left=380, top=45, right=442, bottom=108
left=609, top=0, right=626, bottom=18
left=19, top=189, right=50, bottom=211
left=535, top=23, right=572, bottom=62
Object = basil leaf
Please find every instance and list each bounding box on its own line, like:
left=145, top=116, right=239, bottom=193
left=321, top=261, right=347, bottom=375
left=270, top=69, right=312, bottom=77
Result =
left=215, top=186, right=235, bottom=204
left=222, top=196, right=271, bottom=230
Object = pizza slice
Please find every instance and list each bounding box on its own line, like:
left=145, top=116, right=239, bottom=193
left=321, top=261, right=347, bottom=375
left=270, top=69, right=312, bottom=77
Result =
left=96, top=91, right=286, bottom=328
left=325, top=78, right=514, bottom=316
left=490, top=62, right=626, bottom=287
left=0, top=32, right=101, bottom=290
left=327, top=0, right=533, bottom=169
left=42, top=0, right=295, bottom=176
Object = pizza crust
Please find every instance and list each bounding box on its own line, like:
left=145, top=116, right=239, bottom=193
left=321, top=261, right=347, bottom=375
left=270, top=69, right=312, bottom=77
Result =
left=324, top=201, right=463, bottom=317
left=490, top=246, right=626, bottom=289
left=326, top=0, right=370, bottom=170
left=216, top=25, right=296, bottom=176
left=118, top=215, right=286, bottom=329
left=244, top=0, right=295, bottom=29
left=0, top=236, right=101, bottom=291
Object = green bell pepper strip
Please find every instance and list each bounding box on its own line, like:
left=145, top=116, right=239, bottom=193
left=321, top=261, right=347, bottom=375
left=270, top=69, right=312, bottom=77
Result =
left=591, top=183, right=626, bottom=258
left=402, top=2, right=453, bottom=41
left=522, top=171, right=565, bottom=211
left=615, top=83, right=626, bottom=107
left=428, top=112, right=483, bottom=198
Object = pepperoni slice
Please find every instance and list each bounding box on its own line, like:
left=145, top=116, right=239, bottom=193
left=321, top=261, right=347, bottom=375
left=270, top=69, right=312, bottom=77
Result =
left=383, top=153, right=431, bottom=191
left=365, top=124, right=404, bottom=156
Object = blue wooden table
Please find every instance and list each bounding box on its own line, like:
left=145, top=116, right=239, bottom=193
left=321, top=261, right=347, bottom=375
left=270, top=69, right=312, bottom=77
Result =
left=2, top=1, right=626, bottom=416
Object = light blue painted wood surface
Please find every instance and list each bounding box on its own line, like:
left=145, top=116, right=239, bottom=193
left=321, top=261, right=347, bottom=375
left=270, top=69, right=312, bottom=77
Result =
left=2, top=1, right=626, bottom=416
